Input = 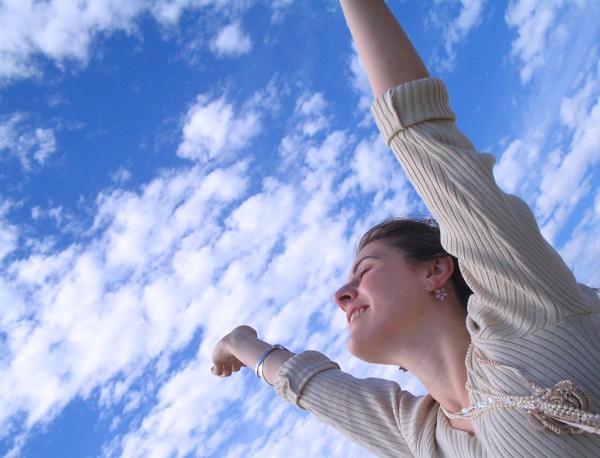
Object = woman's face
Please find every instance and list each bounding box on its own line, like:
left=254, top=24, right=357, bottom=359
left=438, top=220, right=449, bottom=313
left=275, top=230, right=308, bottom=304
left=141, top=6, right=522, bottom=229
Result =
left=333, top=240, right=430, bottom=364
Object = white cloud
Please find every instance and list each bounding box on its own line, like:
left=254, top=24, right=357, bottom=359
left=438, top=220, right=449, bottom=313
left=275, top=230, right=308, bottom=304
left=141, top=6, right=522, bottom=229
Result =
left=494, top=138, right=544, bottom=195
left=429, top=0, right=486, bottom=72
left=151, top=0, right=241, bottom=25
left=105, top=359, right=248, bottom=458
left=536, top=67, right=600, bottom=240
left=95, top=83, right=419, bottom=457
left=495, top=52, right=600, bottom=244
left=296, top=92, right=329, bottom=136
left=177, top=93, right=261, bottom=162
left=0, top=0, right=143, bottom=82
left=0, top=89, right=254, bottom=448
left=270, top=0, right=294, bottom=23
left=494, top=1, right=600, bottom=250
left=0, top=199, right=18, bottom=262
left=298, top=92, right=326, bottom=117
left=559, top=63, right=600, bottom=129
left=278, top=90, right=335, bottom=168
left=440, top=0, right=486, bottom=71
left=0, top=62, right=421, bottom=458
left=0, top=113, right=57, bottom=170
left=2, top=2, right=599, bottom=457
left=210, top=21, right=253, bottom=58
left=0, top=223, right=18, bottom=262
left=110, top=166, right=132, bottom=184
left=0, top=0, right=255, bottom=84
left=0, top=159, right=251, bottom=441
left=504, top=0, right=596, bottom=84
left=505, top=0, right=560, bottom=83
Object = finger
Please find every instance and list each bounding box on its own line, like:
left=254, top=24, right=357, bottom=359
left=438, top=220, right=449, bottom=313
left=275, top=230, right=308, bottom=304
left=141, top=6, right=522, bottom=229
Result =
left=221, top=367, right=233, bottom=377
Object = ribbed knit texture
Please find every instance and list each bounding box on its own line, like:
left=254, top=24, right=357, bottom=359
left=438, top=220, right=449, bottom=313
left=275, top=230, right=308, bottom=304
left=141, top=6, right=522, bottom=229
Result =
left=275, top=78, right=600, bottom=457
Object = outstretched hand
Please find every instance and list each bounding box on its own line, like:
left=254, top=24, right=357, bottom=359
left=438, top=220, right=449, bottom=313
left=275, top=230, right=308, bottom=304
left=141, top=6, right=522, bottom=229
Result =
left=211, top=325, right=294, bottom=384
left=211, top=325, right=258, bottom=377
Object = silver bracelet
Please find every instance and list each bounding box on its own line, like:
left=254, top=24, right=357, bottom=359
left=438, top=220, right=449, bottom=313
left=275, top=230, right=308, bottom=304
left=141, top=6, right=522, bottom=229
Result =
left=255, top=344, right=287, bottom=386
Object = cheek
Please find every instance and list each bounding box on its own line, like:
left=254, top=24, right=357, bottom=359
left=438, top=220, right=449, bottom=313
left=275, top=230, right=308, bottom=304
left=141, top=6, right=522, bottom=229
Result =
left=368, top=270, right=400, bottom=295
left=364, top=268, right=387, bottom=287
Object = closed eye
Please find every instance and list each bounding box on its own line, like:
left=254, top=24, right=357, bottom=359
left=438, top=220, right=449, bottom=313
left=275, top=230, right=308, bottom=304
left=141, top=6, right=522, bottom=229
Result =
left=351, top=255, right=380, bottom=278
left=358, top=267, right=371, bottom=279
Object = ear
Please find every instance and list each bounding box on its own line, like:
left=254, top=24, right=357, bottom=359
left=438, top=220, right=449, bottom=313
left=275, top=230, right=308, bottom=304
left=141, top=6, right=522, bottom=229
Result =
left=423, top=256, right=454, bottom=292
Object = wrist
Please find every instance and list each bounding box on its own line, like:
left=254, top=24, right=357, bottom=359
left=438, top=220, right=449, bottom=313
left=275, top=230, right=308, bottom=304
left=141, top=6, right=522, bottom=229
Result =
left=225, top=326, right=258, bottom=354
left=255, top=344, right=288, bottom=385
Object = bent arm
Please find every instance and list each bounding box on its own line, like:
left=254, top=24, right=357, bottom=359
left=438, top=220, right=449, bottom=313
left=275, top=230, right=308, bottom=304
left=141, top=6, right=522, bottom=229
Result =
left=339, top=0, right=429, bottom=98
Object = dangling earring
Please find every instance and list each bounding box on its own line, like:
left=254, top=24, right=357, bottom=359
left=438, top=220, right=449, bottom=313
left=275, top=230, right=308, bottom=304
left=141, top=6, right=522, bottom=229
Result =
left=434, top=287, right=448, bottom=300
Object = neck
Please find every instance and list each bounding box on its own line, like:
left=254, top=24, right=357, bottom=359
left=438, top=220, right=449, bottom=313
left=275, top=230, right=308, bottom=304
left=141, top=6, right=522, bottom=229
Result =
left=394, top=303, right=472, bottom=415
left=411, top=329, right=471, bottom=413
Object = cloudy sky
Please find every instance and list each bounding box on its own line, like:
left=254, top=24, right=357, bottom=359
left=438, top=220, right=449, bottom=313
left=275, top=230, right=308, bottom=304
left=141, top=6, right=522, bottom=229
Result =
left=1, top=0, right=600, bottom=456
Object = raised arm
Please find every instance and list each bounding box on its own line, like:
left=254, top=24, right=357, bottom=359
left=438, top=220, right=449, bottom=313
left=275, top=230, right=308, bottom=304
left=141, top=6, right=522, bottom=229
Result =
left=339, top=0, right=429, bottom=98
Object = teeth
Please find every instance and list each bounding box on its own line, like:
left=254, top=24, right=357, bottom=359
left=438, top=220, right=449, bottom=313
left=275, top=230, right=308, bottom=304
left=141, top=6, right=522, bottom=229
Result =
left=350, top=308, right=366, bottom=322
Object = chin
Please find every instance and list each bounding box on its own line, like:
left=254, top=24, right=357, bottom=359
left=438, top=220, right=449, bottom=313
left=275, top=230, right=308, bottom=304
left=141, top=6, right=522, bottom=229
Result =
left=347, top=338, right=362, bottom=358
left=347, top=338, right=377, bottom=363
left=348, top=334, right=394, bottom=365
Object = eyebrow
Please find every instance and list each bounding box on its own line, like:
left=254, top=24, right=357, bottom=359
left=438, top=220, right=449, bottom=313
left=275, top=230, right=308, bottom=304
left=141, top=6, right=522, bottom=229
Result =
left=351, top=255, right=380, bottom=275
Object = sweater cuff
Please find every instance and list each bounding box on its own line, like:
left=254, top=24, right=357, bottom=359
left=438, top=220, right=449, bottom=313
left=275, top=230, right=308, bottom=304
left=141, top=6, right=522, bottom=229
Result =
left=371, top=77, right=456, bottom=146
left=274, top=350, right=340, bottom=409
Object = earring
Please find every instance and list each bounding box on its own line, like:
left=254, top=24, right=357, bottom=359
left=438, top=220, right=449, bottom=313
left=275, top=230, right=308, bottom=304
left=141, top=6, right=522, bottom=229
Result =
left=434, top=287, right=448, bottom=300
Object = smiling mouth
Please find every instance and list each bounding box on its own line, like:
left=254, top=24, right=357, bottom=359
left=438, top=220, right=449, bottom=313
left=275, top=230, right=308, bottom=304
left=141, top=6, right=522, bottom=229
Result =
left=349, top=307, right=368, bottom=323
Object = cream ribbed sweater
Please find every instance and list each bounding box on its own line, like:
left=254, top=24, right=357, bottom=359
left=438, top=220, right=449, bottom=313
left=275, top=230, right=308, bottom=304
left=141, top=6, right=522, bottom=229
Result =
left=275, top=78, right=600, bottom=457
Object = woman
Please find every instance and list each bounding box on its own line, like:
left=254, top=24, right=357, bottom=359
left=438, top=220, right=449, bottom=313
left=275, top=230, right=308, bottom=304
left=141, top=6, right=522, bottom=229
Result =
left=211, top=1, right=600, bottom=456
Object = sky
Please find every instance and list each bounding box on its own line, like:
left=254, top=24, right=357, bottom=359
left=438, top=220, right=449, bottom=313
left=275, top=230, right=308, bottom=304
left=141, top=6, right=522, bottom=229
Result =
left=1, top=0, right=600, bottom=457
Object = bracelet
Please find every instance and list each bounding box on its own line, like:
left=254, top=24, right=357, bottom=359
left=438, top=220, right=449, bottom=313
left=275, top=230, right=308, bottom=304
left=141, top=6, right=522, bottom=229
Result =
left=255, top=344, right=287, bottom=386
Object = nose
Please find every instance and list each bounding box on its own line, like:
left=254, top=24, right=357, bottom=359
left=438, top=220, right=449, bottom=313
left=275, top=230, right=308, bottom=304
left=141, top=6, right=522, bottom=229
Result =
left=333, top=282, right=357, bottom=311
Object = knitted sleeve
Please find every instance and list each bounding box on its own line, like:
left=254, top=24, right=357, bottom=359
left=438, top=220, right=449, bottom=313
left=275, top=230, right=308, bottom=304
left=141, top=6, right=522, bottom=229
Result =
left=275, top=351, right=443, bottom=458
left=371, top=78, right=599, bottom=339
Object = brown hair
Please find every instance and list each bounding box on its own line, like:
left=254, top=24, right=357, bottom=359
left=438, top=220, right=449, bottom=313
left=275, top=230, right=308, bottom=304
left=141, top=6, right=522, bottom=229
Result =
left=357, top=217, right=473, bottom=307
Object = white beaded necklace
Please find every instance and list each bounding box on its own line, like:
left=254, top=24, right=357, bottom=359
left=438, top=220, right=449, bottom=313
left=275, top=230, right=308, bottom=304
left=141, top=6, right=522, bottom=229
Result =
left=441, top=345, right=600, bottom=435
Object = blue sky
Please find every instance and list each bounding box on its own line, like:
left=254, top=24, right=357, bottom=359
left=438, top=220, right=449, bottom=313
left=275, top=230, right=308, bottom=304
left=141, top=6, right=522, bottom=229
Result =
left=1, top=0, right=600, bottom=457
